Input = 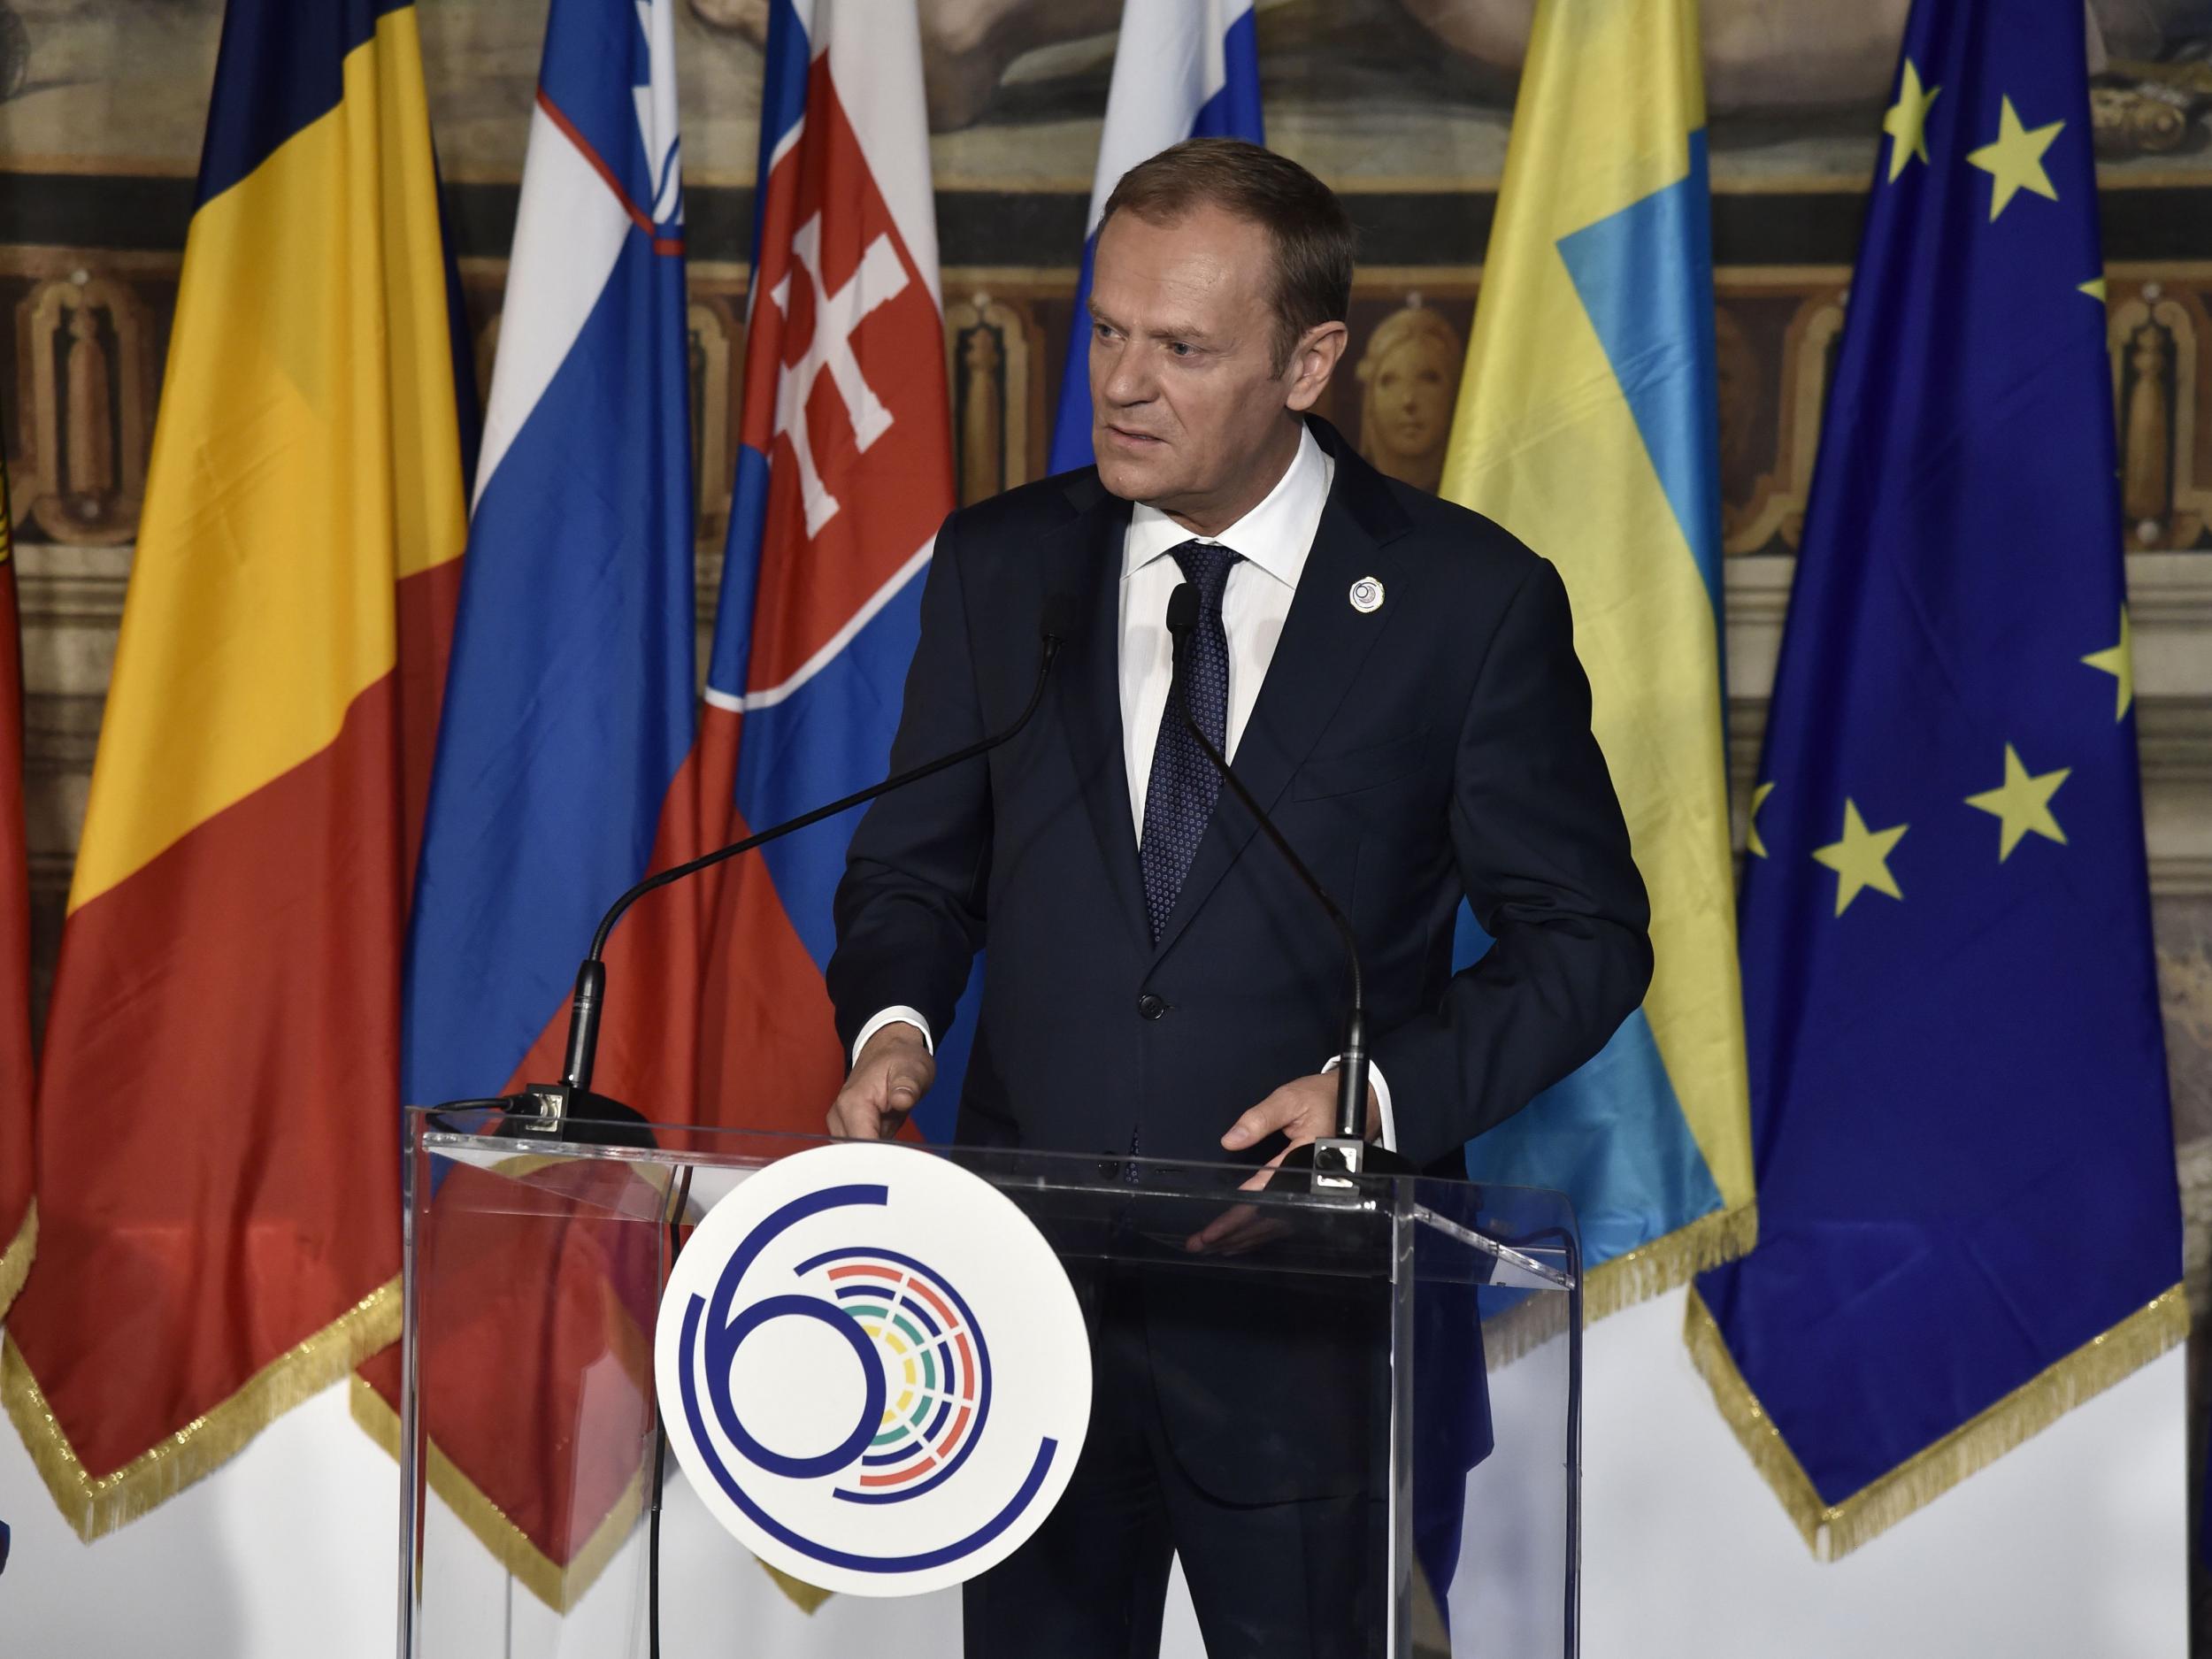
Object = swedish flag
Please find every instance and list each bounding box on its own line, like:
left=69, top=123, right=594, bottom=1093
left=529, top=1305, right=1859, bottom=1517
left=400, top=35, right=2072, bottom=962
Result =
left=1442, top=0, right=1753, bottom=1320
left=1689, top=0, right=2186, bottom=1556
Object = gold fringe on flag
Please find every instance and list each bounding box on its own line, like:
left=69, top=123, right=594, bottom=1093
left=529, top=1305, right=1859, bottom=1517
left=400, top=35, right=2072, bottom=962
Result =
left=1683, top=1282, right=2191, bottom=1560
left=344, top=1138, right=827, bottom=1617
left=0, top=1198, right=34, bottom=1322
left=348, top=1375, right=646, bottom=1615
left=348, top=1376, right=831, bottom=1617
left=1482, top=1200, right=1758, bottom=1370
left=1, top=1277, right=401, bottom=1541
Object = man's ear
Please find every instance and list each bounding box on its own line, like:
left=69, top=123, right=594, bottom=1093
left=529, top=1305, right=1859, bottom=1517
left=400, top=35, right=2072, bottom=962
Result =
left=1284, top=320, right=1350, bottom=413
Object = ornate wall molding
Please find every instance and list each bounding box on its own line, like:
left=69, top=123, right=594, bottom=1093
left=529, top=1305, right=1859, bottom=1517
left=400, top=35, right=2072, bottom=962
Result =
left=1724, top=551, right=2212, bottom=695
left=18, top=543, right=2210, bottom=899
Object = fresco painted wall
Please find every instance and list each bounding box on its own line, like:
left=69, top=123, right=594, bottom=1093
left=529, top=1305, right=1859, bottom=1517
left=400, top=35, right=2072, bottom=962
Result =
left=2, top=1, right=2208, bottom=1636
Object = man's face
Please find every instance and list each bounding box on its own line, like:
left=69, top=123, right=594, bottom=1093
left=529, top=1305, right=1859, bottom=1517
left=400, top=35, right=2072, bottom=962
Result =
left=1086, top=204, right=1340, bottom=530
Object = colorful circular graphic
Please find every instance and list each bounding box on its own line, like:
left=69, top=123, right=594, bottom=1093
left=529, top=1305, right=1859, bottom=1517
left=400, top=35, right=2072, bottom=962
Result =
left=655, top=1142, right=1092, bottom=1597
left=810, top=1248, right=986, bottom=1500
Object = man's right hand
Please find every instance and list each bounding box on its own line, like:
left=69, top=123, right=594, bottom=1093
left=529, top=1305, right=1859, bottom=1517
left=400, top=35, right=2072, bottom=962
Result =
left=826, top=1022, right=936, bottom=1140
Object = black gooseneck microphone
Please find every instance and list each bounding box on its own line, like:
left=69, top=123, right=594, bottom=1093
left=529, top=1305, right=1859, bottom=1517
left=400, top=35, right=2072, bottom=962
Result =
left=1164, top=581, right=1408, bottom=1183
left=502, top=589, right=1082, bottom=1141
left=542, top=593, right=1074, bottom=1659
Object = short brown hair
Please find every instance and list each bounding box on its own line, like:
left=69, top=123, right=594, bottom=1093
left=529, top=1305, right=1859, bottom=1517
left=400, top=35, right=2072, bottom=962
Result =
left=1099, top=137, right=1355, bottom=374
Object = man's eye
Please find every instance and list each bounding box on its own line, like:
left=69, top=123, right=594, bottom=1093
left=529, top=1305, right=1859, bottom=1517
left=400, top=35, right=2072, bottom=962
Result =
left=1092, top=321, right=1113, bottom=341
left=1169, top=342, right=1192, bottom=357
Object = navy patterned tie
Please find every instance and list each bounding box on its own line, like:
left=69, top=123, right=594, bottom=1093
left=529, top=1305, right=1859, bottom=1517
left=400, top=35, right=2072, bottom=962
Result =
left=1141, top=541, right=1241, bottom=941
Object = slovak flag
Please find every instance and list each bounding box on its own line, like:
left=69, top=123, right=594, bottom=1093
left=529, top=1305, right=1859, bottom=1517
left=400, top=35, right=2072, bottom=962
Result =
left=1047, top=0, right=1263, bottom=471
left=401, top=0, right=702, bottom=1118
left=694, top=0, right=959, bottom=1137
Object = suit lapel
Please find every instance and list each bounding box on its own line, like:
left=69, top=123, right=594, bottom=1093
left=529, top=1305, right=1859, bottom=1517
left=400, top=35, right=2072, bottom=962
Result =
left=1049, top=477, right=1151, bottom=954
left=1149, top=422, right=1416, bottom=964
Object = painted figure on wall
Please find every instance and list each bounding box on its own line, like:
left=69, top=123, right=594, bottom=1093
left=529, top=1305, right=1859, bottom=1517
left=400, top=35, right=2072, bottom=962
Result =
left=1354, top=300, right=1462, bottom=495
left=679, top=0, right=2212, bottom=144
left=4, top=1, right=2209, bottom=180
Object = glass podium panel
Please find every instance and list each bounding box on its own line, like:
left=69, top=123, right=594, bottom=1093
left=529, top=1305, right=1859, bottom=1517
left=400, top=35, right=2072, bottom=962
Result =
left=397, top=1108, right=1579, bottom=1659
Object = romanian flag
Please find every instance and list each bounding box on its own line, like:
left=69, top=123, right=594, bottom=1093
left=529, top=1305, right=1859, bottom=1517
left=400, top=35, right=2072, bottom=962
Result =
left=0, top=444, right=31, bottom=1322
left=0, top=0, right=470, bottom=1536
left=1440, top=0, right=1753, bottom=1322
left=1690, top=0, right=2185, bottom=1556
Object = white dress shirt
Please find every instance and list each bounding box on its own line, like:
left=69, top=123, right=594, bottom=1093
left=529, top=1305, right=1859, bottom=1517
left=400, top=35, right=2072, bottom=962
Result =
left=854, top=425, right=1395, bottom=1146
left=1117, top=422, right=1332, bottom=832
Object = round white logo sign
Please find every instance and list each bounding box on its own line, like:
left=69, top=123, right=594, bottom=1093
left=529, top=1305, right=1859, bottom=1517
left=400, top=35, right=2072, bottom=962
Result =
left=655, top=1142, right=1092, bottom=1596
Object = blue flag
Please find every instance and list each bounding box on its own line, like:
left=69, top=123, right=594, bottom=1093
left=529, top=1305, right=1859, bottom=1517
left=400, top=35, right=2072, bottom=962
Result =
left=1046, top=0, right=1262, bottom=472
left=1688, top=0, right=2187, bottom=1559
left=403, top=0, right=699, bottom=1118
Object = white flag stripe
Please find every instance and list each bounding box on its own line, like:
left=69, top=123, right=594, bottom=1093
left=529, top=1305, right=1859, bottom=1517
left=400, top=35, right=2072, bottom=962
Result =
left=819, top=0, right=943, bottom=312
left=634, top=0, right=683, bottom=224
left=472, top=107, right=631, bottom=506
left=1080, top=0, right=1254, bottom=234
left=703, top=536, right=936, bottom=714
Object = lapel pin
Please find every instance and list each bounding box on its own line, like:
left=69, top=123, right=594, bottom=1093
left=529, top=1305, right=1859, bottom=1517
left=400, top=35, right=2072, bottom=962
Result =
left=1348, top=576, right=1385, bottom=614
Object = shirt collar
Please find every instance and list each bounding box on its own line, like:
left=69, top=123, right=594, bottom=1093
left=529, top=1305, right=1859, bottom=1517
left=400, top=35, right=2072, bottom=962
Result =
left=1123, top=422, right=1331, bottom=588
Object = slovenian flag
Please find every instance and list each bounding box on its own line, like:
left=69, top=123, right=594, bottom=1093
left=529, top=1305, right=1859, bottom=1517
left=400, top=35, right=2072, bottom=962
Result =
left=352, top=0, right=703, bottom=1606
left=1046, top=0, right=1263, bottom=472
left=399, top=0, right=699, bottom=1123
left=693, top=0, right=959, bottom=1138
left=0, top=0, right=472, bottom=1538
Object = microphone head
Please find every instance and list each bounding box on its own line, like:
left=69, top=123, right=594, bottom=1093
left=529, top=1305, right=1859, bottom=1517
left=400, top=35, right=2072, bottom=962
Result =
left=1040, top=590, right=1079, bottom=644
left=1165, top=582, right=1200, bottom=638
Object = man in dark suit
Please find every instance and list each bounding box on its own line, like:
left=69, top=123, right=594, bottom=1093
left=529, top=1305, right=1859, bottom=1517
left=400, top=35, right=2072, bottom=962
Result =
left=826, top=139, right=1648, bottom=1657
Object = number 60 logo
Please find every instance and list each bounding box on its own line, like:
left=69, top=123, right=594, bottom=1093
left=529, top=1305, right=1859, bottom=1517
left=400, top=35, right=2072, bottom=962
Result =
left=657, top=1142, right=1092, bottom=1597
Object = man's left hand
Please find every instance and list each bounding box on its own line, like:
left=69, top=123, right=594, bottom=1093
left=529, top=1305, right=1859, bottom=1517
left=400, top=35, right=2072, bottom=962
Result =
left=1187, top=1073, right=1379, bottom=1254
left=1219, top=1071, right=1377, bottom=1159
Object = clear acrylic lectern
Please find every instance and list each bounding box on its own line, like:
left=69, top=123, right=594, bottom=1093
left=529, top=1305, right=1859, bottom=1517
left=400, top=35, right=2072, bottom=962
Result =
left=395, top=1107, right=1581, bottom=1658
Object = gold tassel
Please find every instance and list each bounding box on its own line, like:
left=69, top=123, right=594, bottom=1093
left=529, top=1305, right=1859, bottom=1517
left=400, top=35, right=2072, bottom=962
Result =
left=337, top=1150, right=844, bottom=1617
left=348, top=1375, right=833, bottom=1616
left=1683, top=1282, right=2191, bottom=1560
left=0, top=1199, right=35, bottom=1322
left=760, top=1563, right=834, bottom=1616
left=1481, top=1201, right=1758, bottom=1370
left=1585, top=1202, right=1761, bottom=1319
left=349, top=1377, right=644, bottom=1614
left=2, top=1278, right=402, bottom=1541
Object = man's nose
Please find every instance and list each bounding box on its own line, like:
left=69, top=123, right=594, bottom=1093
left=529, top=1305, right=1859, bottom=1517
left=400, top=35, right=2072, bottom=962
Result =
left=1096, top=339, right=1154, bottom=410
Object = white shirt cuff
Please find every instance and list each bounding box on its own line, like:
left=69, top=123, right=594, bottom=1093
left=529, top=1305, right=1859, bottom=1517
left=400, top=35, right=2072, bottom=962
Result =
left=1321, top=1055, right=1395, bottom=1150
left=853, top=1007, right=934, bottom=1067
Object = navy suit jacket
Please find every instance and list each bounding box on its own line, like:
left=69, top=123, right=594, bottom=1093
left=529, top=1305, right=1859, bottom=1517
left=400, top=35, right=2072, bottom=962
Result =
left=831, top=416, right=1649, bottom=1165
left=827, top=416, right=1648, bottom=1502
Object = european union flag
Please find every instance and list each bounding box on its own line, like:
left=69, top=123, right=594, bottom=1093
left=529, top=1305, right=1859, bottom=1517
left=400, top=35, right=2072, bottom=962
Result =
left=1688, top=0, right=2186, bottom=1558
